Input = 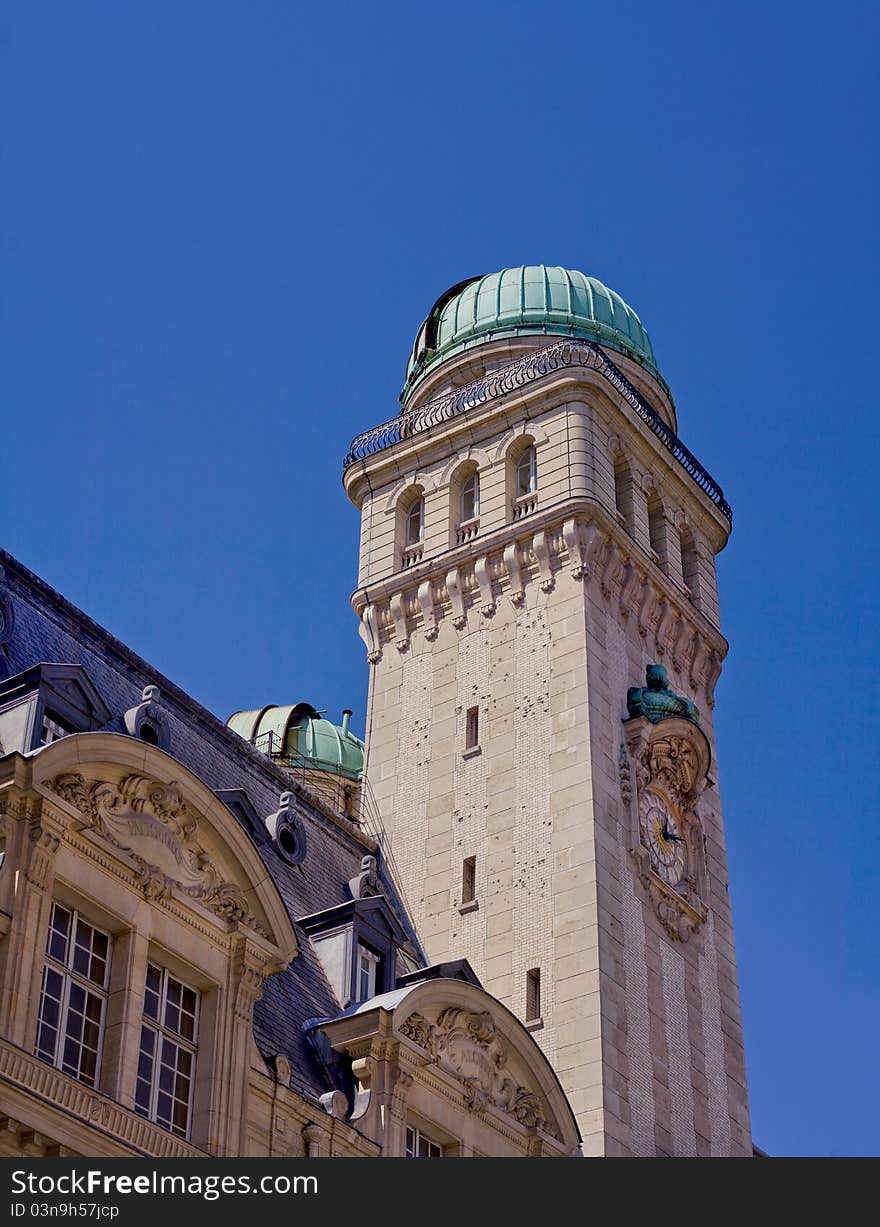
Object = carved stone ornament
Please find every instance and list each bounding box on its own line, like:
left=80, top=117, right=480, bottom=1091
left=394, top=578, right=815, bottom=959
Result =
left=399, top=1006, right=558, bottom=1138
left=399, top=1011, right=432, bottom=1050
left=623, top=703, right=712, bottom=944
left=49, top=771, right=264, bottom=932
left=348, top=854, right=381, bottom=900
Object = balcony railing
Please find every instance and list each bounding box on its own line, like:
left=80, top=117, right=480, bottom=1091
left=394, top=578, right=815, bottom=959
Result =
left=342, top=338, right=732, bottom=523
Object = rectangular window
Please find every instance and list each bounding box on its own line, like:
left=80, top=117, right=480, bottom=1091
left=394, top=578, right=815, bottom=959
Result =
left=462, top=856, right=476, bottom=905
left=405, top=1125, right=443, bottom=1157
left=40, top=712, right=74, bottom=745
left=465, top=706, right=479, bottom=750
left=35, top=903, right=110, bottom=1088
left=356, top=944, right=381, bottom=1002
left=134, top=963, right=199, bottom=1139
left=526, top=967, right=541, bottom=1022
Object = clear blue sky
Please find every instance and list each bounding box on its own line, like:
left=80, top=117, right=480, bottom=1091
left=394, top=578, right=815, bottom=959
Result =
left=2, top=2, right=877, bottom=1156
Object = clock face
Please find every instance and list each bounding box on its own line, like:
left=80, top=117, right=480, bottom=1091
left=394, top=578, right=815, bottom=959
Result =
left=639, top=791, right=687, bottom=888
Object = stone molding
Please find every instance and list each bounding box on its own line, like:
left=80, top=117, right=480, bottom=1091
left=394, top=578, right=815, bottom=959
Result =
left=397, top=1007, right=558, bottom=1138
left=355, top=507, right=726, bottom=708
left=0, top=1037, right=205, bottom=1158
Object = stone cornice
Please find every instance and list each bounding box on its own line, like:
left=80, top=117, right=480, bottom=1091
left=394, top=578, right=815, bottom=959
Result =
left=343, top=339, right=731, bottom=532
left=352, top=500, right=727, bottom=705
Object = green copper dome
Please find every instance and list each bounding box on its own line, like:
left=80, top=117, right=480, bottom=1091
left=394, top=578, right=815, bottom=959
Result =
left=227, top=703, right=365, bottom=781
left=402, top=265, right=659, bottom=403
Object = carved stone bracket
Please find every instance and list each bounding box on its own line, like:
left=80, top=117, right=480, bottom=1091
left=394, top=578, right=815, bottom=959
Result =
left=475, top=556, right=496, bottom=616
left=389, top=593, right=409, bottom=651
left=417, top=580, right=439, bottom=641
left=502, top=542, right=525, bottom=607
left=446, top=567, right=468, bottom=629
left=359, top=604, right=382, bottom=665
left=532, top=532, right=554, bottom=594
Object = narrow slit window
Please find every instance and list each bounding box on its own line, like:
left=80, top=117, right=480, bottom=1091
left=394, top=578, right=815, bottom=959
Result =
left=462, top=856, right=476, bottom=905
left=526, top=967, right=541, bottom=1021
left=465, top=706, right=479, bottom=749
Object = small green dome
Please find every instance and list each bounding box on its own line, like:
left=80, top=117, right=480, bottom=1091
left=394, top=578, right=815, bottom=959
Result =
left=402, top=265, right=659, bottom=404
left=227, top=703, right=364, bottom=781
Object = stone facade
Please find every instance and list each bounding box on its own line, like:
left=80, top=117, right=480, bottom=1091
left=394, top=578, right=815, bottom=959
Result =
left=0, top=554, right=580, bottom=1159
left=344, top=330, right=751, bottom=1157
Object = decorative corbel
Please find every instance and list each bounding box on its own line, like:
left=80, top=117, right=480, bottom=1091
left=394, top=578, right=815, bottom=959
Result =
left=503, top=542, right=526, bottom=607
left=704, top=650, right=723, bottom=708
left=618, top=561, right=642, bottom=619
left=358, top=604, right=382, bottom=665
left=654, top=600, right=677, bottom=656
left=562, top=519, right=587, bottom=580
left=417, top=580, right=438, bottom=641
left=689, top=634, right=709, bottom=690
left=671, top=617, right=692, bottom=674
left=600, top=540, right=623, bottom=598
left=637, top=579, right=659, bottom=640
left=390, top=592, right=409, bottom=651
left=532, top=531, right=554, bottom=593
left=475, top=555, right=496, bottom=616
left=446, top=567, right=467, bottom=630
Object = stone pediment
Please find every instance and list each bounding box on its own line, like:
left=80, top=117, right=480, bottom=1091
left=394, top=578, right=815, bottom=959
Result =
left=49, top=770, right=265, bottom=933
left=398, top=1006, right=557, bottom=1137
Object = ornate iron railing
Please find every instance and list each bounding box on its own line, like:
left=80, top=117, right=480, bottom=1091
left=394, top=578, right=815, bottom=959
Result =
left=342, top=338, right=732, bottom=522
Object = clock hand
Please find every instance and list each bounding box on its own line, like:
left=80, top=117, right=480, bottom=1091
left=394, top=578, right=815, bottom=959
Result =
left=661, top=819, right=684, bottom=844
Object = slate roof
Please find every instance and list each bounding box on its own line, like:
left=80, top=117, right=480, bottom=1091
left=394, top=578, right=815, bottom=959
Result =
left=0, top=547, right=422, bottom=1106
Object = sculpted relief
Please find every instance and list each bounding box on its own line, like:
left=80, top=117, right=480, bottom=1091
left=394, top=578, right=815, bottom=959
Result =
left=398, top=1007, right=557, bottom=1137
left=48, top=771, right=263, bottom=932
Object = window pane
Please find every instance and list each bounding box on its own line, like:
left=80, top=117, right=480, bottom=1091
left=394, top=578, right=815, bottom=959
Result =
left=72, top=919, right=93, bottom=977
left=144, top=965, right=162, bottom=1020
left=156, top=1091, right=173, bottom=1128
left=36, top=1021, right=58, bottom=1063
left=406, top=499, right=423, bottom=545
left=48, top=905, right=71, bottom=962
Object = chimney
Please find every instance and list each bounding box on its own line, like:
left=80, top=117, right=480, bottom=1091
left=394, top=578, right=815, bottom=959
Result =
left=341, top=709, right=352, bottom=736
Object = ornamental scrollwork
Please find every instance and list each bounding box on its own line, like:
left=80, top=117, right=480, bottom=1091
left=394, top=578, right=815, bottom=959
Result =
left=48, top=771, right=265, bottom=934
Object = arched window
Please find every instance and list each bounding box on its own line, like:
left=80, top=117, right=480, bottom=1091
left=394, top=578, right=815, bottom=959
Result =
left=406, top=497, right=424, bottom=546
left=460, top=472, right=479, bottom=524
left=647, top=489, right=666, bottom=567
left=515, top=446, right=537, bottom=498
left=613, top=452, right=634, bottom=533
left=397, top=485, right=426, bottom=568
left=679, top=524, right=701, bottom=608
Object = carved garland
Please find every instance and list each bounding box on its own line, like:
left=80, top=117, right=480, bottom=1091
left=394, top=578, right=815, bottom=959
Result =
left=398, top=1008, right=559, bottom=1139
left=49, top=772, right=265, bottom=934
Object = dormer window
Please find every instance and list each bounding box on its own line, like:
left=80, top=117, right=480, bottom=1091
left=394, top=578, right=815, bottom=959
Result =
left=0, top=664, right=111, bottom=755
left=357, top=944, right=381, bottom=1002
left=298, top=886, right=408, bottom=1008
left=40, top=712, right=75, bottom=745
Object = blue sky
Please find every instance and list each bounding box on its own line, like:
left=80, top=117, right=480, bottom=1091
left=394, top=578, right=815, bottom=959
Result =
left=2, top=2, right=877, bottom=1156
